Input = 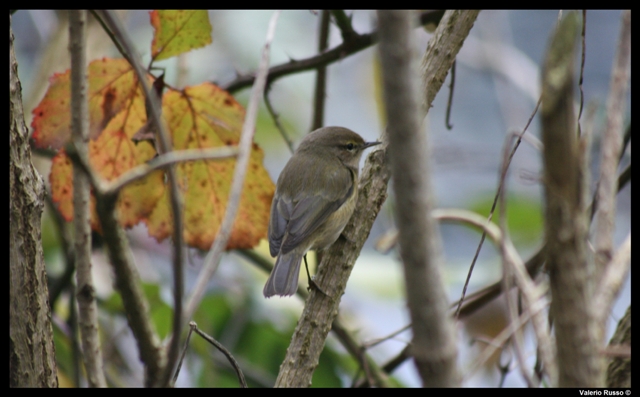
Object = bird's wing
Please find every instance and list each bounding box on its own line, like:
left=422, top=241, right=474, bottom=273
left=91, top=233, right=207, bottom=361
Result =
left=269, top=161, right=354, bottom=256
left=268, top=195, right=287, bottom=257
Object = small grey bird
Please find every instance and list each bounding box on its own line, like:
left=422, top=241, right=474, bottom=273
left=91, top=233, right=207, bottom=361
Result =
left=263, top=126, right=380, bottom=297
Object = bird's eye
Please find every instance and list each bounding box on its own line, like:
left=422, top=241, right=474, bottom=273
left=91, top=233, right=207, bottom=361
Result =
left=346, top=143, right=355, bottom=150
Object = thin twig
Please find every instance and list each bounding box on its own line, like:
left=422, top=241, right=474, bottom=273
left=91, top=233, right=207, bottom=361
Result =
left=434, top=208, right=557, bottom=384
left=602, top=345, right=631, bottom=359
left=104, top=147, right=238, bottom=195
left=455, top=11, right=583, bottom=322
left=310, top=9, right=331, bottom=132
left=190, top=322, right=247, bottom=388
left=94, top=10, right=185, bottom=387
left=458, top=124, right=630, bottom=323
left=238, top=248, right=391, bottom=387
left=445, top=60, right=456, bottom=130
left=577, top=10, right=587, bottom=132
left=69, top=10, right=106, bottom=387
left=363, top=324, right=411, bottom=349
left=331, top=322, right=390, bottom=387
left=184, top=11, right=281, bottom=322
left=223, top=11, right=446, bottom=94
left=263, top=88, right=294, bottom=153
left=172, top=321, right=196, bottom=385
left=455, top=96, right=542, bottom=319
left=498, top=133, right=537, bottom=387
left=89, top=10, right=132, bottom=66
left=465, top=299, right=550, bottom=382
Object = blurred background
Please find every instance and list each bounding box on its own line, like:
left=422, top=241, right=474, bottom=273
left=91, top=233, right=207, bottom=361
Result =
left=12, top=10, right=630, bottom=387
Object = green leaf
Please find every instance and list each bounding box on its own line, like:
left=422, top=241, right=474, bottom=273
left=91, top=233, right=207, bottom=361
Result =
left=150, top=10, right=212, bottom=61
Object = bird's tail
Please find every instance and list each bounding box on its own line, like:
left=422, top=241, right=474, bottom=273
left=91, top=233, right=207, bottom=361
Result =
left=263, top=250, right=303, bottom=297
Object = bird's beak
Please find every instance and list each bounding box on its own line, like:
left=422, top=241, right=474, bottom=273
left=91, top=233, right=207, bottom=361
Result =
left=363, top=141, right=382, bottom=149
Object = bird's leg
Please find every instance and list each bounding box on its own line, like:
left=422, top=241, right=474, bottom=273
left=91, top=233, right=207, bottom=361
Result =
left=304, top=253, right=329, bottom=297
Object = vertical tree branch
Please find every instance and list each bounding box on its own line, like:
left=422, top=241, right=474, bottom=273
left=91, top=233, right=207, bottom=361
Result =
left=95, top=11, right=184, bottom=385
left=10, top=15, right=59, bottom=388
left=420, top=10, right=481, bottom=116
left=541, top=12, right=602, bottom=387
left=378, top=10, right=459, bottom=387
left=310, top=10, right=330, bottom=132
left=594, top=10, right=630, bottom=271
left=69, top=9, right=106, bottom=388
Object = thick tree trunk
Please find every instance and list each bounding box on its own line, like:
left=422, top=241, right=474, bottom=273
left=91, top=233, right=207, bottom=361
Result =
left=10, top=15, right=59, bottom=388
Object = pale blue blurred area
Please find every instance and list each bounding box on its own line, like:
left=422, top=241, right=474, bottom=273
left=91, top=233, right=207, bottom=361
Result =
left=14, top=10, right=629, bottom=387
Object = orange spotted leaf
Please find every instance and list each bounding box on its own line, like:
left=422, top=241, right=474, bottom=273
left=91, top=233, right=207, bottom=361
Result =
left=150, top=10, right=212, bottom=62
left=32, top=58, right=141, bottom=149
left=49, top=150, right=75, bottom=221
left=88, top=102, right=164, bottom=228
left=145, top=82, right=275, bottom=250
left=42, top=61, right=272, bottom=251
left=49, top=82, right=164, bottom=230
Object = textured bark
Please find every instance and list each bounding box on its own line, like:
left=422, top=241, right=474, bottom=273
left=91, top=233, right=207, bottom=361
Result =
left=69, top=10, right=107, bottom=387
left=378, top=10, right=459, bottom=387
left=273, top=9, right=479, bottom=388
left=594, top=10, right=631, bottom=272
left=10, top=16, right=59, bottom=388
left=605, top=305, right=630, bottom=388
left=274, top=149, right=391, bottom=387
left=541, top=13, right=602, bottom=387
left=420, top=10, right=481, bottom=115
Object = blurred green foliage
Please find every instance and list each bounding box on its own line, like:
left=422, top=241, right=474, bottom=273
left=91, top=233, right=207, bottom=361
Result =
left=469, top=193, right=544, bottom=247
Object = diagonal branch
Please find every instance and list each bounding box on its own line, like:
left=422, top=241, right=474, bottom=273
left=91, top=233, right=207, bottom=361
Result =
left=238, top=248, right=391, bottom=387
left=184, top=10, right=282, bottom=322
left=594, top=234, right=631, bottom=323
left=104, top=147, right=238, bottom=195
left=92, top=10, right=184, bottom=386
left=274, top=144, right=390, bottom=388
left=272, top=9, right=478, bottom=388
left=435, top=209, right=557, bottom=384
left=223, top=11, right=446, bottom=94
